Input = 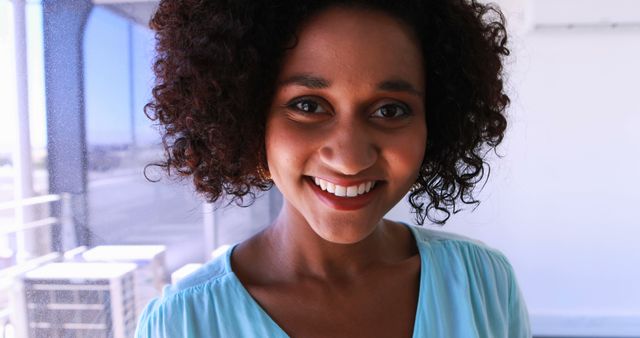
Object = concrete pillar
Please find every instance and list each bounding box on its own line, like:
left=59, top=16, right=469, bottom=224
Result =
left=42, top=0, right=93, bottom=249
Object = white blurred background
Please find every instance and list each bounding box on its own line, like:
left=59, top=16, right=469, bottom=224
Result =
left=390, top=0, right=640, bottom=336
left=0, top=0, right=639, bottom=337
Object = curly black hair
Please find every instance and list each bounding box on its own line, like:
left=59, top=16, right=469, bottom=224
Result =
left=145, top=0, right=510, bottom=225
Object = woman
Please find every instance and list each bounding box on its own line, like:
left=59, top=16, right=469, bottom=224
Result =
left=136, top=0, right=531, bottom=337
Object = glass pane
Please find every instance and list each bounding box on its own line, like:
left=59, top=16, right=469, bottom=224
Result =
left=83, top=6, right=205, bottom=271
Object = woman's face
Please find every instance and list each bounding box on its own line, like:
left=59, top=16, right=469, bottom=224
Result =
left=266, top=6, right=427, bottom=244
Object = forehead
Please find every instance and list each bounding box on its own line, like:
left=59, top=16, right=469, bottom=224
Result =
left=277, top=6, right=424, bottom=89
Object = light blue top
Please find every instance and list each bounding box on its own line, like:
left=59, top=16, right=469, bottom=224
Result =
left=135, top=224, right=531, bottom=337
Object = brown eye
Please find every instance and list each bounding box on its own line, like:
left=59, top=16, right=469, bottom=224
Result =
left=371, top=103, right=411, bottom=119
left=287, top=98, right=328, bottom=114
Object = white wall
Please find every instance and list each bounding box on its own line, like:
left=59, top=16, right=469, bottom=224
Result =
left=388, top=3, right=640, bottom=337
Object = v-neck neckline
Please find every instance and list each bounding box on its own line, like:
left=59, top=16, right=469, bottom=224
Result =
left=224, top=222, right=426, bottom=338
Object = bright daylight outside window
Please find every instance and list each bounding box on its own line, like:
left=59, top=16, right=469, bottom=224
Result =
left=1, top=1, right=278, bottom=338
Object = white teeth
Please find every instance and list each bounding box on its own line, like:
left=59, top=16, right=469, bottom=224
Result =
left=312, top=177, right=377, bottom=198
left=334, top=185, right=347, bottom=197
left=346, top=186, right=358, bottom=197
left=327, top=182, right=335, bottom=193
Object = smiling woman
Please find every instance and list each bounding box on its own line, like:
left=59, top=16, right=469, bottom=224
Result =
left=136, top=0, right=529, bottom=337
left=264, top=7, right=427, bottom=245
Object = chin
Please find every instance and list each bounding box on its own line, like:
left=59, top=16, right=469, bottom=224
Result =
left=310, top=218, right=379, bottom=245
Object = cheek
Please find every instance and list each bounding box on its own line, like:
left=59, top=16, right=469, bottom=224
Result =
left=384, top=126, right=427, bottom=180
left=265, top=120, right=316, bottom=177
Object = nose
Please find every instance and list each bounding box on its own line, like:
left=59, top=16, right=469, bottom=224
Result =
left=319, top=119, right=378, bottom=176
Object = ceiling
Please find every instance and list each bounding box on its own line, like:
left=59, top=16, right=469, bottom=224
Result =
left=92, top=0, right=158, bottom=27
left=93, top=0, right=530, bottom=31
left=92, top=0, right=640, bottom=32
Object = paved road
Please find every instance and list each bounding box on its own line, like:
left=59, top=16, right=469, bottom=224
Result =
left=87, top=167, right=272, bottom=273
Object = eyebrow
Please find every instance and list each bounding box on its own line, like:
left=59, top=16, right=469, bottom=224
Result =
left=279, top=74, right=330, bottom=89
left=377, top=79, right=424, bottom=97
left=278, top=73, right=424, bottom=97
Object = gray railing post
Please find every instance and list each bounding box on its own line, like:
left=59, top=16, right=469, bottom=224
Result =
left=59, top=193, right=77, bottom=252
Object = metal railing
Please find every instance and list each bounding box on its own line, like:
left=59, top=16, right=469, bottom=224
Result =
left=0, top=193, right=70, bottom=338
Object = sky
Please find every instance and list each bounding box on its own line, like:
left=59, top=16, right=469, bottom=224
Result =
left=84, top=6, right=158, bottom=147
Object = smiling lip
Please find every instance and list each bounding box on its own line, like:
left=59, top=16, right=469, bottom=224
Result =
left=305, top=176, right=381, bottom=211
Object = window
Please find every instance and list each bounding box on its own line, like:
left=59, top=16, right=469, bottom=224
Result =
left=0, top=3, right=279, bottom=337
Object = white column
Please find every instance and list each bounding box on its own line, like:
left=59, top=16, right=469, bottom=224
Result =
left=12, top=0, right=36, bottom=263
left=202, top=202, right=216, bottom=260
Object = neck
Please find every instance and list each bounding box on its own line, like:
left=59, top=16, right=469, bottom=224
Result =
left=260, top=204, right=409, bottom=282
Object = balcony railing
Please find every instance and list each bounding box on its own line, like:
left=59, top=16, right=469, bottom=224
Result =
left=0, top=193, right=70, bottom=338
